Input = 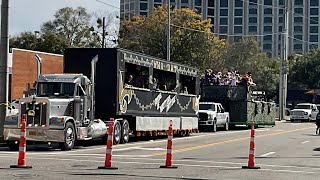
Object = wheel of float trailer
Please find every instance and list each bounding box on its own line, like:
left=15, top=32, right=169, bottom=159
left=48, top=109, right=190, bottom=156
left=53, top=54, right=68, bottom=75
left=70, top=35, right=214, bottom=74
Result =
left=212, top=119, right=217, bottom=132
left=121, top=120, right=130, bottom=144
left=6, top=141, right=19, bottom=151
left=225, top=119, right=229, bottom=131
left=59, top=122, right=76, bottom=151
left=179, top=130, right=186, bottom=137
left=113, top=120, right=122, bottom=145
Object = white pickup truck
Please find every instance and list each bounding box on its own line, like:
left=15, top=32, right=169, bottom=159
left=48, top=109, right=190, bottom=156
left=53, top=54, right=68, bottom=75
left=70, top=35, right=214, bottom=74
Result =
left=198, top=102, right=230, bottom=132
left=290, top=103, right=319, bottom=122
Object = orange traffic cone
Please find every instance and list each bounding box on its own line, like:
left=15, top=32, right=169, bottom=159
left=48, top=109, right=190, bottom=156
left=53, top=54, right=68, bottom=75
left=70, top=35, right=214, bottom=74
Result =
left=160, top=120, right=177, bottom=169
left=98, top=118, right=118, bottom=170
left=10, top=114, right=32, bottom=169
left=242, top=121, right=260, bottom=169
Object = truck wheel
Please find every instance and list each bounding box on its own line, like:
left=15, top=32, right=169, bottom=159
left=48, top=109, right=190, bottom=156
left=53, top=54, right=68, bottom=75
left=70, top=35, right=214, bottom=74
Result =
left=6, top=141, right=19, bottom=151
left=121, top=120, right=130, bottom=144
left=212, top=120, right=217, bottom=132
left=225, top=119, right=229, bottom=131
left=113, top=121, right=121, bottom=145
left=59, top=122, right=76, bottom=151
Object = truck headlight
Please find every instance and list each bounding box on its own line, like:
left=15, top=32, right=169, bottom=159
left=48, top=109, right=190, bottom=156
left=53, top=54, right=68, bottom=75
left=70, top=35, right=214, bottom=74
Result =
left=304, top=112, right=308, bottom=115
left=4, top=115, right=18, bottom=126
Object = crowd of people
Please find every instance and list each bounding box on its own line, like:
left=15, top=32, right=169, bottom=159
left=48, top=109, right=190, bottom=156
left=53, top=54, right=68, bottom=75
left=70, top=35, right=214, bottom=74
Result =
left=200, top=69, right=256, bottom=87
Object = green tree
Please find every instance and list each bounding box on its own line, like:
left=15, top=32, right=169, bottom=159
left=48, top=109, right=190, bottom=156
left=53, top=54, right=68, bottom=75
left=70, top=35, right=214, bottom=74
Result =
left=9, top=32, right=38, bottom=50
left=41, top=7, right=96, bottom=47
left=289, top=50, right=320, bottom=89
left=119, top=6, right=226, bottom=72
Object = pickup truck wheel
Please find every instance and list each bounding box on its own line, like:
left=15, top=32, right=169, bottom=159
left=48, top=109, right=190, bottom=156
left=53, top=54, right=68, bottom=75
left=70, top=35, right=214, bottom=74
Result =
left=113, top=121, right=121, bottom=145
left=59, top=122, right=75, bottom=151
left=212, top=120, right=217, bottom=132
left=225, top=119, right=229, bottom=131
left=121, top=120, right=130, bottom=144
left=6, top=141, right=19, bottom=151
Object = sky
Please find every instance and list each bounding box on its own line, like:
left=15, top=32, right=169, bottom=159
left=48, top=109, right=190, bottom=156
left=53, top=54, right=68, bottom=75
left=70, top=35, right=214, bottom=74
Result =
left=1, top=0, right=120, bottom=36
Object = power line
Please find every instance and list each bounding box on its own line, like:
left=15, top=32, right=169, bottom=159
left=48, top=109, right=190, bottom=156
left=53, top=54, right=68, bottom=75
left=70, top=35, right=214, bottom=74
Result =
left=96, top=0, right=119, bottom=10
left=289, top=36, right=319, bottom=45
left=240, top=0, right=284, bottom=10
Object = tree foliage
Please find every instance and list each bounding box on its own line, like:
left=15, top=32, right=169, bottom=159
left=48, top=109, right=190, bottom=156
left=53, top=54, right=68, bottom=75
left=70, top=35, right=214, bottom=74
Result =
left=119, top=6, right=226, bottom=72
left=289, top=50, right=320, bottom=89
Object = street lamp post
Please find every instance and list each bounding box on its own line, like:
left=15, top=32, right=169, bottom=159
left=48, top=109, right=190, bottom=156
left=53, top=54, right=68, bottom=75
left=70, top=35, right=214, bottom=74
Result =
left=167, top=0, right=170, bottom=62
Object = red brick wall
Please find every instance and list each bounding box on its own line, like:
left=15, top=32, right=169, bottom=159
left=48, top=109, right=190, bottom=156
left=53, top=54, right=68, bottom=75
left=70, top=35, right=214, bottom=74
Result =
left=11, top=49, right=63, bottom=100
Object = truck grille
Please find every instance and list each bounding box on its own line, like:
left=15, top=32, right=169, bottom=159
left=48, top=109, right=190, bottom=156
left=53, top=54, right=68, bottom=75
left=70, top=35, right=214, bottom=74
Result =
left=292, top=111, right=304, bottom=116
left=21, top=102, right=47, bottom=127
left=198, top=113, right=208, bottom=121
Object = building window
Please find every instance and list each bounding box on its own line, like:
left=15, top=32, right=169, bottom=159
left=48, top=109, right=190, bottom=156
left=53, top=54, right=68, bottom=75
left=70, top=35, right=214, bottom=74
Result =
left=279, top=17, right=283, bottom=23
left=294, top=26, right=303, bottom=32
left=154, top=0, right=161, bottom=2
left=219, top=35, right=227, bottom=40
left=140, top=12, right=148, bottom=16
left=220, top=18, right=228, bottom=25
left=208, top=17, right=214, bottom=24
left=235, top=0, right=243, bottom=7
left=264, top=0, right=272, bottom=5
left=310, top=8, right=319, bottom=15
left=310, top=0, right=319, bottom=6
left=234, top=26, right=243, bottom=33
left=294, top=35, right=303, bottom=40
left=181, top=0, right=188, bottom=3
left=294, top=44, right=303, bottom=50
left=234, top=36, right=242, bottom=42
left=279, top=0, right=284, bottom=5
left=249, top=17, right=257, bottom=23
left=279, top=9, right=284, bottom=14
left=279, top=26, right=283, bottom=32
left=264, top=8, right=272, bottom=14
left=294, top=17, right=303, bottom=23
left=294, top=8, right=303, bottom=14
left=195, top=0, right=201, bottom=6
left=235, top=9, right=243, bottom=16
left=154, top=4, right=161, bottom=8
left=264, top=17, right=272, bottom=23
left=310, top=26, right=318, bottom=33
left=195, top=7, right=201, bottom=13
left=264, top=35, right=272, bottom=41
left=310, top=35, right=318, bottom=42
left=208, top=0, right=214, bottom=7
left=310, top=44, right=318, bottom=49
left=220, top=0, right=228, bottom=7
left=140, top=3, right=148, bottom=10
left=220, top=9, right=228, bottom=16
left=264, top=26, right=272, bottom=32
left=263, top=44, right=272, bottom=50
left=294, top=0, right=303, bottom=5
left=249, top=26, right=257, bottom=32
left=219, top=26, right=228, bottom=33
left=249, top=8, right=257, bottom=14
left=249, top=0, right=257, bottom=6
left=208, top=9, right=214, bottom=16
left=310, top=17, right=318, bottom=24
left=234, top=17, right=243, bottom=25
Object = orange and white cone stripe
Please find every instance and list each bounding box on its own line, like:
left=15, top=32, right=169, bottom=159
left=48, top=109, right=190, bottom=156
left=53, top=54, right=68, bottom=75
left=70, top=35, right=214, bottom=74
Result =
left=98, top=118, right=118, bottom=170
left=10, top=114, right=32, bottom=169
left=160, top=120, right=177, bottom=169
left=242, top=121, right=260, bottom=169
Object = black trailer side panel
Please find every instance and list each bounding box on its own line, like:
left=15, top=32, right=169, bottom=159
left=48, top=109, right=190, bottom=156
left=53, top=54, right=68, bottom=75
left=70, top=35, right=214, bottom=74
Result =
left=64, top=48, right=118, bottom=120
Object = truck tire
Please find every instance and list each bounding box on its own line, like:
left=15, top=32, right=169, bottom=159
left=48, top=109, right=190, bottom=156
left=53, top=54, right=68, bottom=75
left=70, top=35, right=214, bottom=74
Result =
left=212, top=119, right=217, bottom=132
left=113, top=120, right=122, bottom=145
left=225, top=118, right=229, bottom=131
left=121, top=120, right=130, bottom=144
left=59, top=122, right=76, bottom=151
left=6, top=141, right=19, bottom=151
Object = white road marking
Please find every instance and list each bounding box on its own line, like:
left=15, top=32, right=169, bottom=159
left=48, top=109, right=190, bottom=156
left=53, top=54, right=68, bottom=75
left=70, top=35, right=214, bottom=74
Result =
left=301, top=141, right=309, bottom=144
left=0, top=156, right=318, bottom=174
left=260, top=152, right=276, bottom=157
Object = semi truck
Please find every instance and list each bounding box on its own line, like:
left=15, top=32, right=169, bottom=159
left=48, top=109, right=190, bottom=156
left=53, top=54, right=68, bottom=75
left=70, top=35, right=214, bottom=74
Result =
left=3, top=48, right=199, bottom=150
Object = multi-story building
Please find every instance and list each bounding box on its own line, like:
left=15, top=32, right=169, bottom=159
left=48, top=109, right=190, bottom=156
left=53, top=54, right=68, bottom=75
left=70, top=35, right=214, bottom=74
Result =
left=120, top=0, right=320, bottom=57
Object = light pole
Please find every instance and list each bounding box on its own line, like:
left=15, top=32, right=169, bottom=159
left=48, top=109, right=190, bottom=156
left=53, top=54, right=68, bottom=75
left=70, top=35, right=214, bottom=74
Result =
left=0, top=0, right=10, bottom=140
left=167, top=0, right=170, bottom=61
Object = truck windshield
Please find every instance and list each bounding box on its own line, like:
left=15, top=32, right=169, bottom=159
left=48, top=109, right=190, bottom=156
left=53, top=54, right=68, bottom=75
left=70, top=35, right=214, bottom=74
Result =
left=37, top=82, right=75, bottom=97
left=199, top=104, right=215, bottom=110
left=294, top=105, right=311, bottom=109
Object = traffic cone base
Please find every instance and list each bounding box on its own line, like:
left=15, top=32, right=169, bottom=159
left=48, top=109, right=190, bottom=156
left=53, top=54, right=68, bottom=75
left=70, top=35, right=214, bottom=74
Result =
left=98, top=166, right=118, bottom=170
left=160, top=165, right=178, bottom=169
left=10, top=165, right=32, bottom=169
left=242, top=166, right=260, bottom=169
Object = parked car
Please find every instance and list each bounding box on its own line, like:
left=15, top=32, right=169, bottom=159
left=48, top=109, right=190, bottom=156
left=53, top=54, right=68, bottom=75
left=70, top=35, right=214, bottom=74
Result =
left=290, top=103, right=319, bottom=122
left=198, top=102, right=230, bottom=132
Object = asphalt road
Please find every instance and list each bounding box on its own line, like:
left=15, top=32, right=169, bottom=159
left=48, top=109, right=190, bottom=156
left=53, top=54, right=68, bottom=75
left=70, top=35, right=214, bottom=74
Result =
left=0, top=121, right=320, bottom=180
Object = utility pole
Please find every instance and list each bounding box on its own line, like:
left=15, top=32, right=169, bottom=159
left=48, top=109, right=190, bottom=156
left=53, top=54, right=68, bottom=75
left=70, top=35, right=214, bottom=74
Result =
left=279, top=0, right=289, bottom=120
left=102, top=17, right=106, bottom=48
left=0, top=0, right=10, bottom=140
left=167, top=0, right=170, bottom=61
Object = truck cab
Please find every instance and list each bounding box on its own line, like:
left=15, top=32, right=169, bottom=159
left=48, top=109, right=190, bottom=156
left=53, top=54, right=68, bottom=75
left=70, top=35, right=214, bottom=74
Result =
left=290, top=103, right=319, bottom=122
left=198, top=102, right=230, bottom=132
